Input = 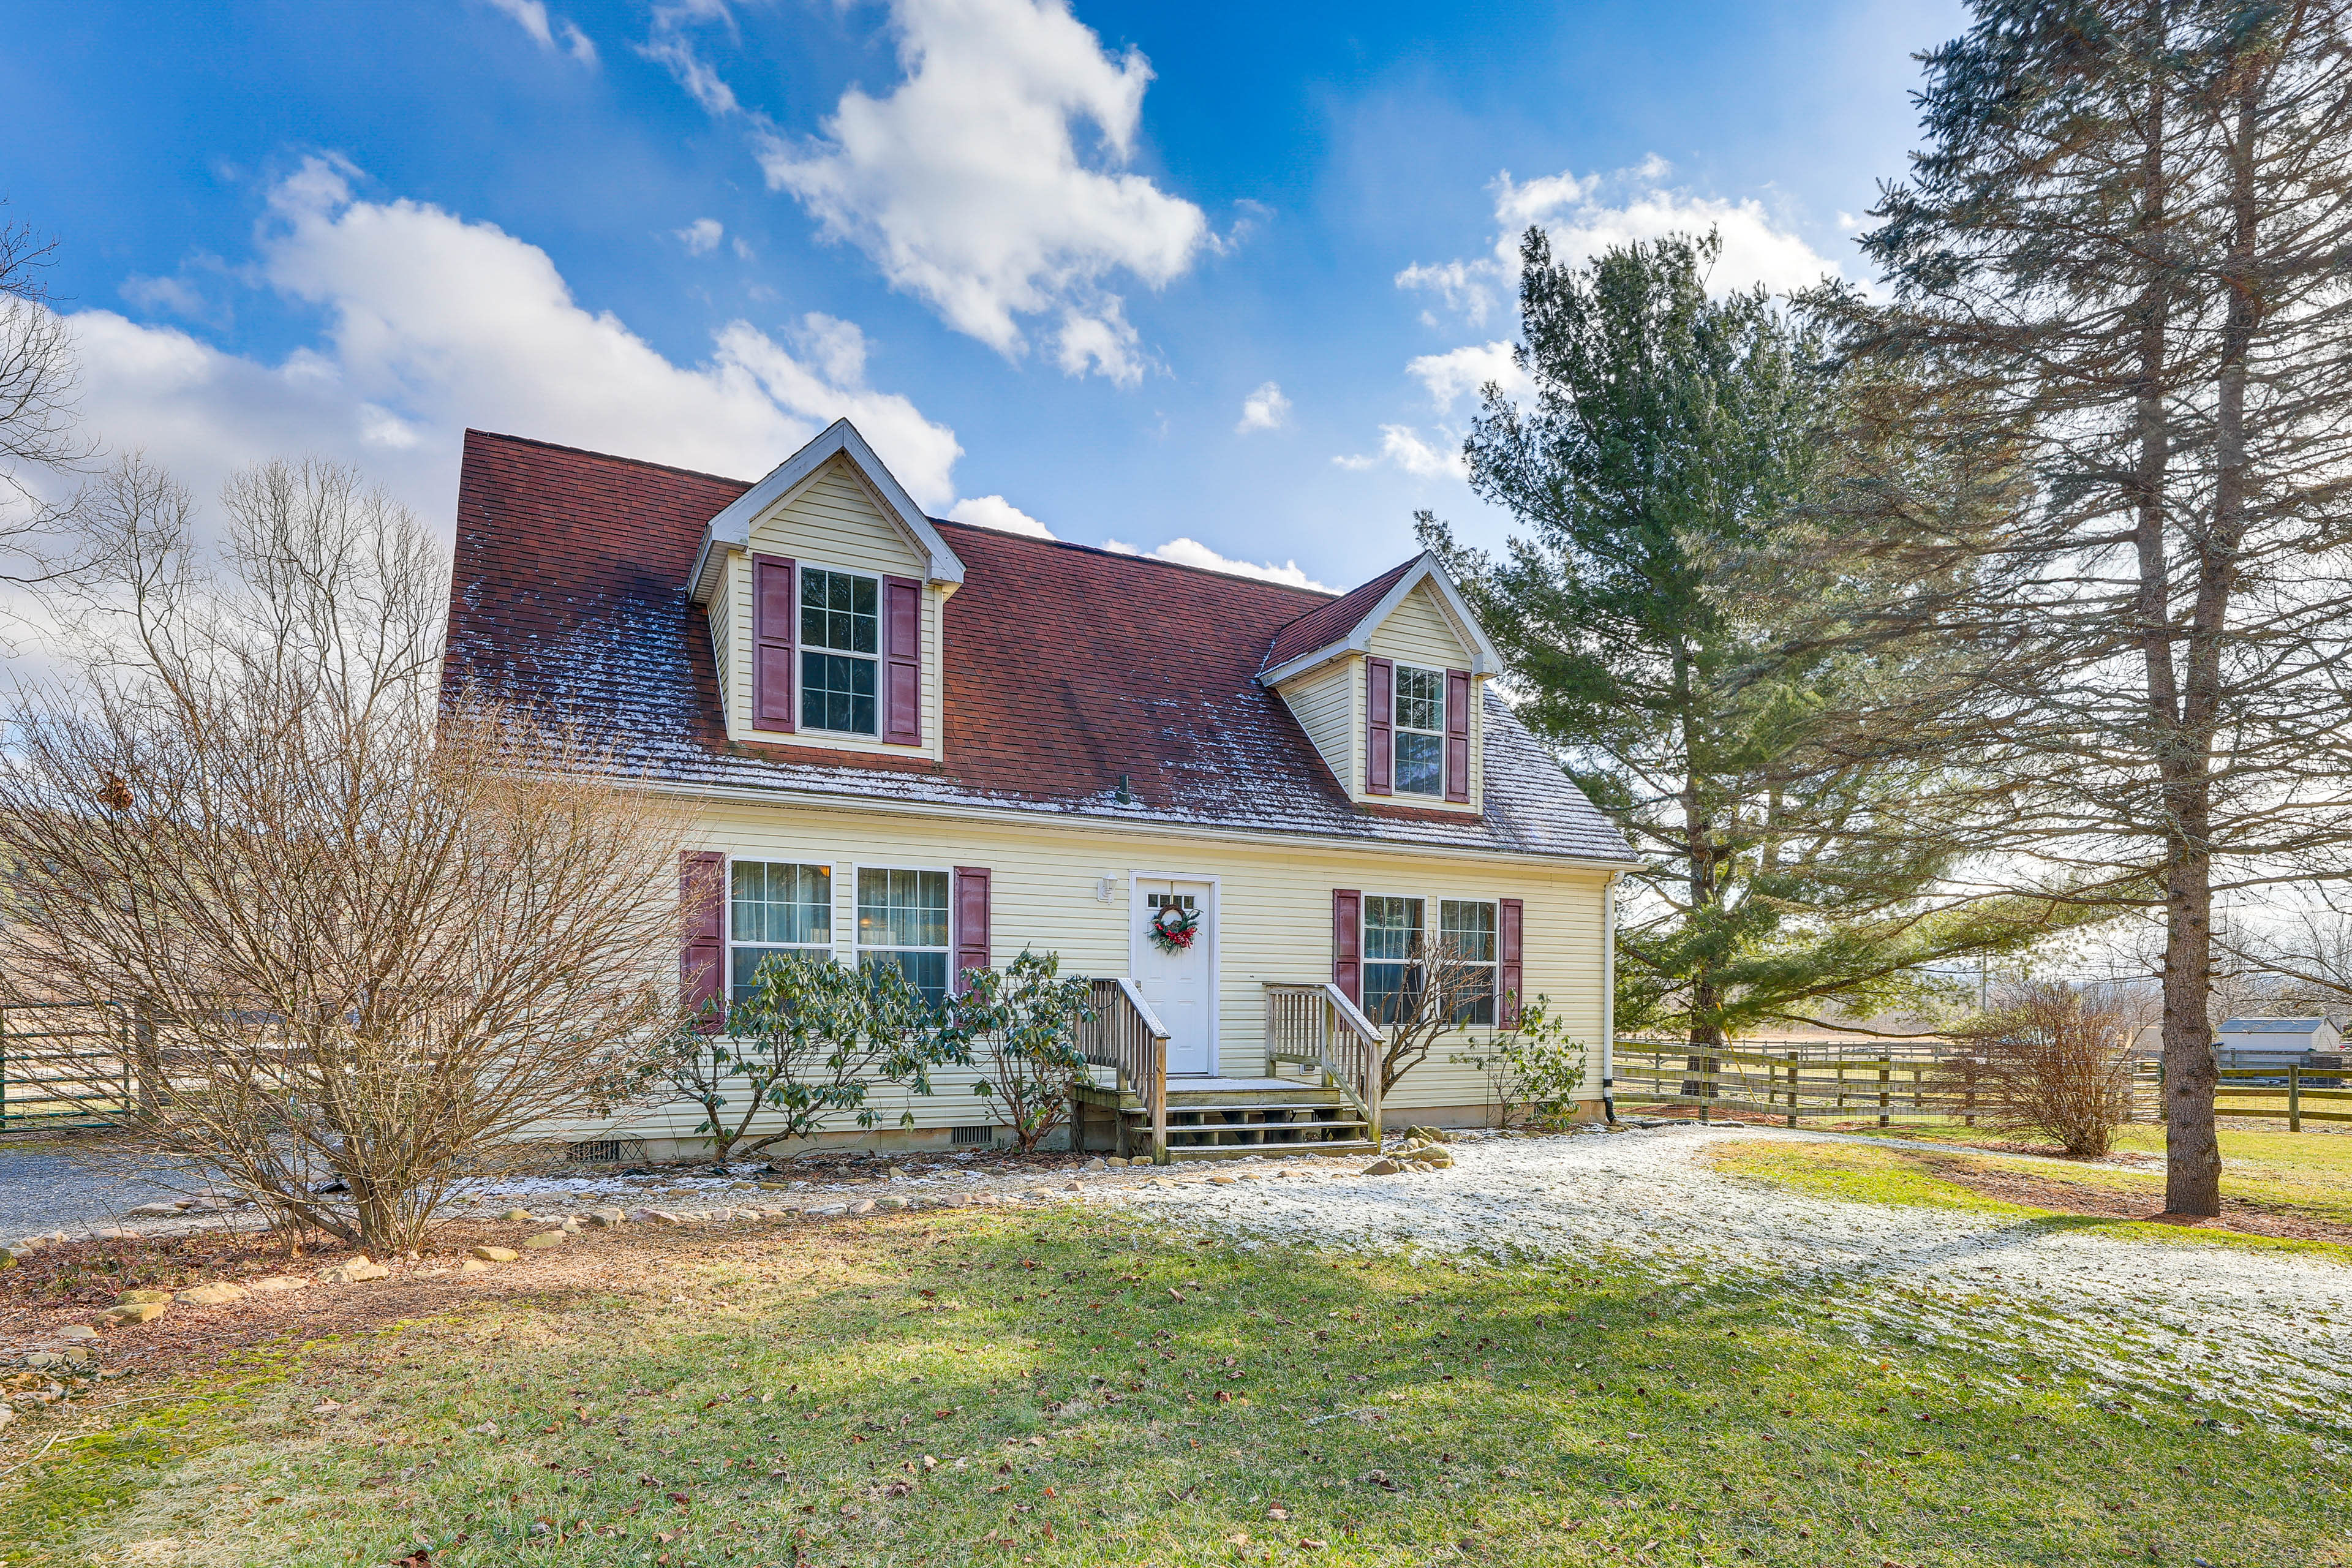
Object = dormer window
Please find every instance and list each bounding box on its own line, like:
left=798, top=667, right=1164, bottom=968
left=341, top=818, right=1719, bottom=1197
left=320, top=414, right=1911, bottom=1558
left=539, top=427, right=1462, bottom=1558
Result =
left=1393, top=665, right=1446, bottom=797
left=801, top=567, right=880, bottom=735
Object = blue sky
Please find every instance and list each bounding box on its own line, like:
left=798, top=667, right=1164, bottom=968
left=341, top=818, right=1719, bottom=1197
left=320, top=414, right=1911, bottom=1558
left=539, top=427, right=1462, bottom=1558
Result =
left=4, top=0, right=1960, bottom=592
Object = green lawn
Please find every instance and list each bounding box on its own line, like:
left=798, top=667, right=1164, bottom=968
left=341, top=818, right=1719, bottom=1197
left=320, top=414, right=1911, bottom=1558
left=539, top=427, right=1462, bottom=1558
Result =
left=1706, top=1137, right=2352, bottom=1262
left=1811, top=1117, right=2352, bottom=1228
left=9, top=1207, right=2351, bottom=1568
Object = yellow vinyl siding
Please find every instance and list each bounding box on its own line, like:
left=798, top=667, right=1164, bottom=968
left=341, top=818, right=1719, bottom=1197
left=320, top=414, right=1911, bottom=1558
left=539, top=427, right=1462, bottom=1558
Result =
left=1276, top=659, right=1359, bottom=794
left=1363, top=581, right=1472, bottom=668
left=589, top=799, right=1612, bottom=1150
left=707, top=555, right=736, bottom=733
left=723, top=455, right=944, bottom=760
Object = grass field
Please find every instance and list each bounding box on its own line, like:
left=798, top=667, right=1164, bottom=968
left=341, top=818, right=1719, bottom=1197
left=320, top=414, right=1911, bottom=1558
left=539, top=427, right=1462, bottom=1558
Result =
left=1796, top=1118, right=2352, bottom=1230
left=7, top=1203, right=2351, bottom=1568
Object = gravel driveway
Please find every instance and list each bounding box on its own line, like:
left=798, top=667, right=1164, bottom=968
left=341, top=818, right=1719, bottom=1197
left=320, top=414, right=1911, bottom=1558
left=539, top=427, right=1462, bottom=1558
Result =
left=1133, top=1125, right=2352, bottom=1433
left=0, top=1137, right=194, bottom=1238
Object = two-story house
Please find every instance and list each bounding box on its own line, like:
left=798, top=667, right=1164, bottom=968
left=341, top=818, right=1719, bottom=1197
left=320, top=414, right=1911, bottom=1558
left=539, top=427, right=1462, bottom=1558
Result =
left=443, top=419, right=1635, bottom=1161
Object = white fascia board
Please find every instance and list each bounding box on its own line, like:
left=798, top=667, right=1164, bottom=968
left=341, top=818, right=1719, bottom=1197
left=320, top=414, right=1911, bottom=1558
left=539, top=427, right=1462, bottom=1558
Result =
left=685, top=418, right=965, bottom=604
left=1254, top=552, right=1504, bottom=688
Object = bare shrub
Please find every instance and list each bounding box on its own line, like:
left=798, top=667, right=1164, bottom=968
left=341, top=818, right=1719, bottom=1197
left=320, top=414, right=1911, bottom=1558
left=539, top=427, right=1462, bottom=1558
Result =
left=0, top=456, right=690, bottom=1251
left=1945, top=981, right=2143, bottom=1158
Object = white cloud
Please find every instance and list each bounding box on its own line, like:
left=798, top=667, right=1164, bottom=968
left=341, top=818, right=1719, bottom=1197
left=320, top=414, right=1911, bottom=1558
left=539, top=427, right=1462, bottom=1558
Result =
left=1405, top=341, right=1528, bottom=412
left=676, top=217, right=725, bottom=255
left=948, top=494, right=1054, bottom=538
left=642, top=0, right=741, bottom=115
left=749, top=0, right=1207, bottom=386
left=1333, top=424, right=1466, bottom=482
left=1100, top=536, right=1333, bottom=592
left=55, top=157, right=965, bottom=530
left=481, top=0, right=597, bottom=64
left=1235, top=380, right=1291, bottom=434
left=1396, top=157, right=1846, bottom=326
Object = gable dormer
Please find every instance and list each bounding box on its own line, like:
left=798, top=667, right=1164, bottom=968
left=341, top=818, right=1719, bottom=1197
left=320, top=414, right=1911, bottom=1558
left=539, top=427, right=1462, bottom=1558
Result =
left=1257, top=552, right=1500, bottom=815
left=685, top=420, right=963, bottom=761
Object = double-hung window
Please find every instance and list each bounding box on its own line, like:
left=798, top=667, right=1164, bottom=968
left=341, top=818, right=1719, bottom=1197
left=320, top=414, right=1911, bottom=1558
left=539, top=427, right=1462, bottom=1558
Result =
left=1439, top=898, right=1498, bottom=1025
left=800, top=568, right=880, bottom=736
left=729, top=861, right=832, bottom=1001
left=857, top=867, right=951, bottom=1005
left=1393, top=665, right=1446, bottom=797
left=1362, top=895, right=1425, bottom=1025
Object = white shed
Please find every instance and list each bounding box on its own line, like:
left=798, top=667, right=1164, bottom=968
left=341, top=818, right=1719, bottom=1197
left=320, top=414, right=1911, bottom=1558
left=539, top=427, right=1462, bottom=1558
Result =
left=2214, top=1016, right=2343, bottom=1066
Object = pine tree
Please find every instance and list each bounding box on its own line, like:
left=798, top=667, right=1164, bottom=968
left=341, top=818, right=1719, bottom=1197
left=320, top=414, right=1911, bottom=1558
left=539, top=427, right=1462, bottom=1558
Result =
left=1818, top=0, right=2352, bottom=1213
left=1424, top=231, right=2078, bottom=1068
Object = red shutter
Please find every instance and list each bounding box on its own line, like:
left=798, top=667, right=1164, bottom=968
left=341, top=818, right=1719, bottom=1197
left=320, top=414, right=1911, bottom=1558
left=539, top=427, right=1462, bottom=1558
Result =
left=1444, top=668, right=1473, bottom=803
left=753, top=555, right=796, bottom=733
left=681, top=851, right=725, bottom=1031
left=1498, top=897, right=1524, bottom=1027
left=953, top=865, right=991, bottom=995
left=1364, top=658, right=1393, bottom=796
left=1332, top=888, right=1362, bottom=1006
left=883, top=575, right=921, bottom=745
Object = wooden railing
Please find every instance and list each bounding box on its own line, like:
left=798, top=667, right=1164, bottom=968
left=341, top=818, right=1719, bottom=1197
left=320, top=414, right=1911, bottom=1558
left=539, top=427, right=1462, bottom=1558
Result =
left=1262, top=982, right=1384, bottom=1141
left=1079, top=978, right=1171, bottom=1163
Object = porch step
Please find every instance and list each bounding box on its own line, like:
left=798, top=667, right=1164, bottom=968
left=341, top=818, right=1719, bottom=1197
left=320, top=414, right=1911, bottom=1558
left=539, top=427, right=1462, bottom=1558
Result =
left=1074, top=1074, right=1376, bottom=1161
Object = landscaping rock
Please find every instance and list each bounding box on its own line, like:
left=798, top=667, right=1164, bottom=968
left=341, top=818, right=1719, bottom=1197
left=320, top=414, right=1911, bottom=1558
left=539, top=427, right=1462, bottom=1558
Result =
left=1082, top=1157, right=1108, bottom=1172
left=1403, top=1125, right=1452, bottom=1144
left=500, top=1208, right=535, bottom=1222
left=115, top=1289, right=173, bottom=1305
left=806, top=1203, right=848, bottom=1217
left=846, top=1199, right=876, bottom=1216
left=459, top=1257, right=492, bottom=1273
left=1361, top=1158, right=1404, bottom=1176
left=470, top=1245, right=519, bottom=1263
left=316, top=1257, right=390, bottom=1284
left=876, top=1195, right=911, bottom=1212
left=173, top=1284, right=247, bottom=1306
left=52, top=1324, right=97, bottom=1340
left=126, top=1201, right=187, bottom=1218
left=522, top=1230, right=567, bottom=1250
left=583, top=1207, right=625, bottom=1227
left=100, top=1300, right=167, bottom=1326
left=628, top=1208, right=668, bottom=1224
left=247, top=1275, right=311, bottom=1294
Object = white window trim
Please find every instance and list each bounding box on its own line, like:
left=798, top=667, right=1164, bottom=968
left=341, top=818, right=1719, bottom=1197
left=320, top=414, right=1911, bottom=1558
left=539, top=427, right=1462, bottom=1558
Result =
left=1360, top=891, right=1427, bottom=1026
left=1438, top=895, right=1501, bottom=1027
left=725, top=857, right=835, bottom=998
left=1361, top=889, right=1504, bottom=1032
left=794, top=557, right=887, bottom=741
left=851, top=860, right=956, bottom=997
left=1392, top=663, right=1447, bottom=799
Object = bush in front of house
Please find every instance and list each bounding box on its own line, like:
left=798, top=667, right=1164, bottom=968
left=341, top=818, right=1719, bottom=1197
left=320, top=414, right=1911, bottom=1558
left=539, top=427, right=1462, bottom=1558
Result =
left=949, top=951, right=1096, bottom=1153
left=1451, top=993, right=1589, bottom=1129
left=666, top=952, right=966, bottom=1164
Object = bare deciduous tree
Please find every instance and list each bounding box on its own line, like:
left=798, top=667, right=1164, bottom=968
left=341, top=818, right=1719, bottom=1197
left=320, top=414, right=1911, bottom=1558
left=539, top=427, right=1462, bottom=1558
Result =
left=0, top=457, right=691, bottom=1251
left=1946, top=981, right=2147, bottom=1158
left=1368, top=933, right=1510, bottom=1098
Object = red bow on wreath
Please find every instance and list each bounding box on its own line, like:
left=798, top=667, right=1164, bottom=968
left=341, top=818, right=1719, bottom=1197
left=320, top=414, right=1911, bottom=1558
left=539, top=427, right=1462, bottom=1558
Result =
left=1149, top=903, right=1201, bottom=953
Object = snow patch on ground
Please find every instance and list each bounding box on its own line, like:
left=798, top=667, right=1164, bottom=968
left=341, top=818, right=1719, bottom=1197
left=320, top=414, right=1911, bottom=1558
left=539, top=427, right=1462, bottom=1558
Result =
left=1129, top=1126, right=2352, bottom=1432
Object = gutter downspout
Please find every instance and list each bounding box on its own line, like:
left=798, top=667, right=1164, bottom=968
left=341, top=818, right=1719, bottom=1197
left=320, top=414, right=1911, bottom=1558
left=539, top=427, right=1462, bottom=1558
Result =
left=1601, top=870, right=1620, bottom=1125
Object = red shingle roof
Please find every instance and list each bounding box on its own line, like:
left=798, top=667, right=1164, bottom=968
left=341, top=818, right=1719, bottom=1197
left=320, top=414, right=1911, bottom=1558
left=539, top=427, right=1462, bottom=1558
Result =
left=1257, top=556, right=1418, bottom=673
left=443, top=429, right=1632, bottom=862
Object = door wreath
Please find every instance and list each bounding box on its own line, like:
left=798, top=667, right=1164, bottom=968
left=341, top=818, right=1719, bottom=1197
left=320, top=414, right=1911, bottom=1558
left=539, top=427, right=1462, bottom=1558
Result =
left=1148, top=902, right=1202, bottom=954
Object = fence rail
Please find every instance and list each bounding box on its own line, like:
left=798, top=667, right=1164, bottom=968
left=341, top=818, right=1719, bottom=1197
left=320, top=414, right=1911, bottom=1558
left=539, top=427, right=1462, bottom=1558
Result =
left=1, top=1001, right=141, bottom=1130
left=1612, top=1038, right=2176, bottom=1128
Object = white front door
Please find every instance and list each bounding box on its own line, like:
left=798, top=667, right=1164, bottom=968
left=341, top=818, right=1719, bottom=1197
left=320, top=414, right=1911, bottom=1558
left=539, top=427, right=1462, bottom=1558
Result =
left=1134, top=877, right=1215, bottom=1076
